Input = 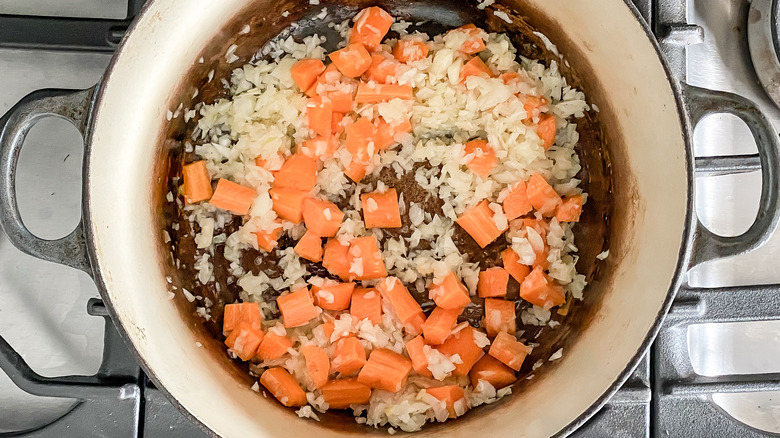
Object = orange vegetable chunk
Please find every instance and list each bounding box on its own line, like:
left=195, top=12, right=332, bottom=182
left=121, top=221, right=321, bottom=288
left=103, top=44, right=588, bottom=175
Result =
left=350, top=287, right=382, bottom=325
left=329, top=43, right=372, bottom=78
left=463, top=139, right=497, bottom=177
left=209, top=179, right=255, bottom=215
left=488, top=331, right=530, bottom=371
left=257, top=332, right=294, bottom=360
left=182, top=160, right=212, bottom=204
left=290, top=58, right=326, bottom=92
left=347, top=236, right=388, bottom=280
left=299, top=135, right=339, bottom=160
left=344, top=161, right=368, bottom=183
left=469, top=355, right=516, bottom=389
left=305, top=95, right=334, bottom=137
left=364, top=51, right=398, bottom=83
left=277, top=287, right=321, bottom=328
left=349, top=6, right=394, bottom=51
left=294, top=230, right=323, bottom=262
left=223, top=302, right=263, bottom=333
left=524, top=95, right=548, bottom=118
left=274, top=153, right=318, bottom=191
left=536, top=113, right=557, bottom=149
left=456, top=199, right=507, bottom=248
left=301, top=345, right=330, bottom=389
left=435, top=326, right=485, bottom=376
left=526, top=173, right=562, bottom=216
left=224, top=321, right=264, bottom=361
left=478, top=267, right=510, bottom=298
left=501, top=248, right=532, bottom=284
left=269, top=187, right=307, bottom=223
left=331, top=336, right=366, bottom=376
left=425, top=385, right=468, bottom=418
left=323, top=238, right=352, bottom=280
left=376, top=277, right=426, bottom=334
left=361, top=188, right=402, bottom=228
left=520, top=266, right=566, bottom=309
left=375, top=117, right=412, bottom=150
left=355, top=83, right=414, bottom=103
left=422, top=306, right=461, bottom=345
left=321, top=378, right=372, bottom=409
left=357, top=348, right=412, bottom=392
left=484, top=298, right=516, bottom=338
left=253, top=220, right=283, bottom=253
left=460, top=56, right=495, bottom=82
left=259, top=367, right=307, bottom=407
left=405, top=335, right=433, bottom=377
left=502, top=181, right=532, bottom=220
left=452, top=24, right=487, bottom=54
left=312, top=281, right=355, bottom=311
left=393, top=39, right=429, bottom=63
left=346, top=116, right=377, bottom=165
left=302, top=198, right=344, bottom=237
left=556, top=195, right=584, bottom=223
left=429, top=271, right=471, bottom=310
left=255, top=153, right=284, bottom=172
left=305, top=63, right=342, bottom=97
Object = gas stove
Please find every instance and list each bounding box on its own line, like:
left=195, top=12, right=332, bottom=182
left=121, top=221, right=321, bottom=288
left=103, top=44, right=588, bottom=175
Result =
left=1, top=1, right=780, bottom=436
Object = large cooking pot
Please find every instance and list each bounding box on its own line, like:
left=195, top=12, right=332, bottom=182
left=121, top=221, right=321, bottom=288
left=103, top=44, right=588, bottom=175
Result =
left=2, top=0, right=780, bottom=436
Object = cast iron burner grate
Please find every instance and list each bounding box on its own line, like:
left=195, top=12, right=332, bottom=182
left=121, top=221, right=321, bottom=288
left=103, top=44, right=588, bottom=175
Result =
left=0, top=1, right=778, bottom=436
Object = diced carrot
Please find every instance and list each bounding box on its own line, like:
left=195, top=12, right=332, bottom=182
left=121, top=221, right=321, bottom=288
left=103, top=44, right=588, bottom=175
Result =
left=536, top=113, right=557, bottom=149
left=405, top=335, right=433, bottom=377
left=259, top=367, right=307, bottom=407
left=305, top=96, right=333, bottom=138
left=350, top=287, right=382, bottom=325
left=355, top=83, right=414, bottom=103
left=469, top=355, right=516, bottom=389
left=331, top=112, right=345, bottom=135
left=224, top=321, right=264, bottom=361
left=556, top=195, right=584, bottom=223
left=455, top=199, right=507, bottom=248
left=361, top=188, right=402, bottom=228
left=329, top=43, right=372, bottom=78
left=393, top=39, right=429, bottom=63
left=305, top=63, right=342, bottom=97
left=349, top=6, right=394, bottom=51
left=290, top=58, right=326, bottom=92
left=269, top=187, right=307, bottom=223
left=344, top=161, right=368, bottom=183
left=328, top=91, right=354, bottom=114
left=209, top=179, right=255, bottom=215
left=301, top=345, right=330, bottom=389
left=346, top=117, right=377, bottom=166
left=478, top=267, right=509, bottom=298
left=274, top=153, right=318, bottom=192
left=299, top=135, right=339, bottom=160
left=223, top=302, right=263, bottom=333
left=364, top=51, right=398, bottom=83
left=501, top=248, right=532, bottom=284
left=182, top=160, right=212, bottom=204
left=257, top=332, right=294, bottom=360
left=521, top=217, right=549, bottom=238
left=331, top=336, right=366, bottom=375
left=376, top=277, right=426, bottom=334
left=526, top=173, right=562, bottom=216
left=323, top=238, right=352, bottom=280
left=357, top=348, right=412, bottom=392
left=276, top=287, right=321, bottom=328
left=429, top=271, right=472, bottom=310
left=294, top=230, right=323, bottom=262
left=484, top=298, right=516, bottom=338
left=488, top=331, right=530, bottom=371
left=321, top=378, right=372, bottom=408
left=425, top=385, right=468, bottom=418
left=451, top=24, right=487, bottom=55
left=253, top=220, right=283, bottom=253
left=460, top=56, right=495, bottom=82
left=520, top=266, right=566, bottom=309
left=347, top=236, right=388, bottom=280
left=321, top=321, right=336, bottom=343
left=422, top=306, right=461, bottom=345
left=302, top=198, right=344, bottom=237
left=463, top=139, right=497, bottom=177
left=375, top=117, right=412, bottom=150
left=524, top=95, right=548, bottom=118
left=254, top=152, right=284, bottom=172
left=502, top=181, right=532, bottom=220
left=500, top=71, right=521, bottom=85
left=435, top=326, right=485, bottom=376
left=312, top=281, right=355, bottom=311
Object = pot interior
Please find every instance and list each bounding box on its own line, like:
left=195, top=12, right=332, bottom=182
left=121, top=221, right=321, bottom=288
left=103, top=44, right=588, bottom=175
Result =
left=86, top=0, right=689, bottom=436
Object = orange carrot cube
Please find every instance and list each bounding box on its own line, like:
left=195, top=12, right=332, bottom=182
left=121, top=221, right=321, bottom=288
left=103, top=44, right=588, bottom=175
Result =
left=451, top=24, right=487, bottom=55
left=347, top=236, right=388, bottom=280
left=526, top=173, right=562, bottom=216
left=469, top=355, right=516, bottom=389
left=501, top=248, right=532, bottom=284
left=331, top=336, right=366, bottom=376
left=354, top=83, right=414, bottom=103
left=329, top=43, right=372, bottom=78
left=277, top=287, right=321, bottom=328
left=460, top=56, right=495, bottom=82
left=299, top=135, right=339, bottom=160
left=422, top=306, right=462, bottom=345
left=290, top=58, right=326, bottom=92
left=293, top=230, right=323, bottom=262
left=524, top=95, right=548, bottom=118
left=344, top=161, right=368, bottom=183
left=488, top=331, right=530, bottom=371
left=463, top=139, right=497, bottom=177
left=425, top=385, right=468, bottom=418
left=312, top=281, right=355, bottom=311
left=376, top=277, right=426, bottom=335
left=223, top=302, right=263, bottom=333
left=405, top=335, right=433, bottom=377
left=456, top=199, right=507, bottom=248
left=302, top=198, right=344, bottom=237
left=364, top=51, right=398, bottom=83
left=269, top=187, right=307, bottom=223
left=349, top=6, right=394, bottom=51
left=556, top=195, right=584, bottom=223
left=484, top=298, right=516, bottom=338
left=361, top=188, right=402, bottom=228
left=323, top=238, right=352, bottom=280
left=301, top=344, right=330, bottom=389
left=535, top=113, right=557, bottom=149
left=435, top=326, right=485, bottom=376
left=520, top=266, right=566, bottom=309
left=182, top=160, right=212, bottom=204
left=477, top=267, right=510, bottom=298
left=253, top=220, right=283, bottom=253
left=502, top=181, right=532, bottom=220
left=357, top=348, right=412, bottom=392
left=393, top=39, right=429, bottom=63
left=346, top=117, right=377, bottom=166
left=274, top=153, right=318, bottom=192
left=350, top=287, right=382, bottom=325
left=305, top=95, right=333, bottom=137
left=209, top=179, right=255, bottom=215
left=429, top=271, right=472, bottom=310
left=321, top=378, right=372, bottom=408
left=224, top=321, right=264, bottom=361
left=257, top=332, right=294, bottom=360
left=374, top=117, right=412, bottom=150
left=259, top=367, right=307, bottom=407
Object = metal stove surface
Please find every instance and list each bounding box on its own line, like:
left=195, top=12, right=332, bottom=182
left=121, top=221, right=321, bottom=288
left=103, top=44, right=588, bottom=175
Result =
left=1, top=1, right=779, bottom=437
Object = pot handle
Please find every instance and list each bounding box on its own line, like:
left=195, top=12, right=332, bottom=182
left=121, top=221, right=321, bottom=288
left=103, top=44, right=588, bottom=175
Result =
left=682, top=83, right=780, bottom=267
left=0, top=87, right=96, bottom=275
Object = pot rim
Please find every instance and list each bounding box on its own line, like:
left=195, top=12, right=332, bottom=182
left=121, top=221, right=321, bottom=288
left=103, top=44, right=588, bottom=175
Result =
left=82, top=0, right=696, bottom=436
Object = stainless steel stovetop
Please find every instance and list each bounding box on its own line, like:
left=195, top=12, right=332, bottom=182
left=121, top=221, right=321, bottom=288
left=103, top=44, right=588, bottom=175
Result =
left=2, top=1, right=780, bottom=436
